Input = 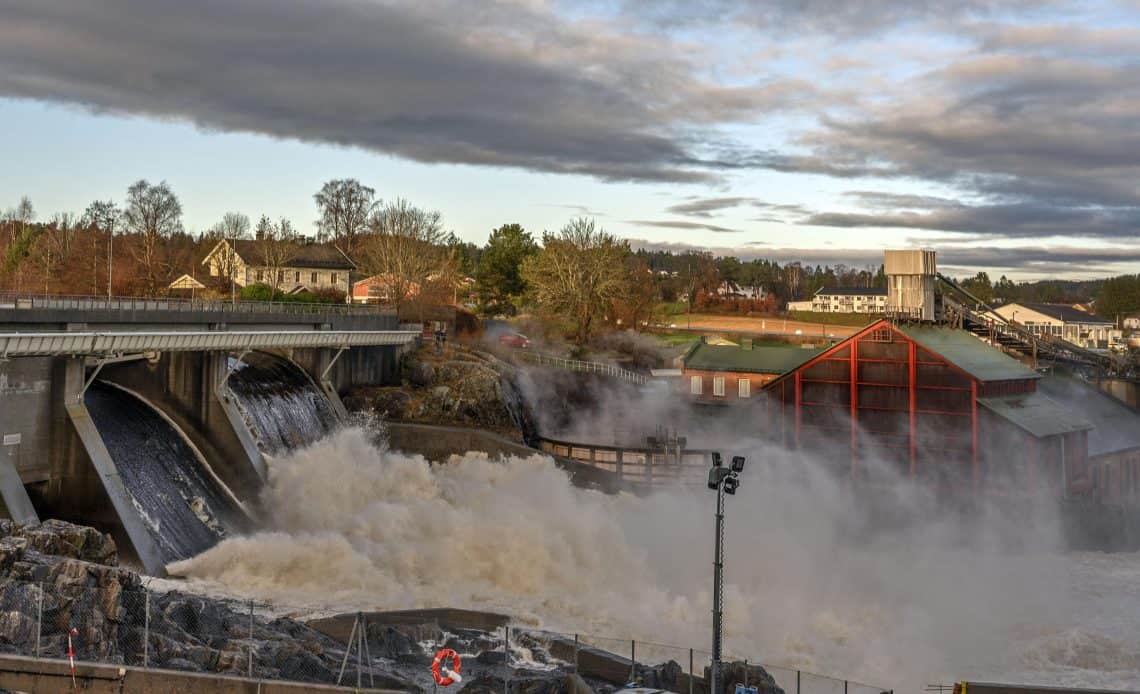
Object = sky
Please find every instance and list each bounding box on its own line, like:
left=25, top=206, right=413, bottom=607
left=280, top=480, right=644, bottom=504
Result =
left=1, top=0, right=1139, bottom=280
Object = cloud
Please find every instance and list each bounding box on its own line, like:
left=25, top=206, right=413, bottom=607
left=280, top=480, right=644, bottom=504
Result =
left=540, top=204, right=607, bottom=217
left=0, top=0, right=803, bottom=183
left=665, top=196, right=807, bottom=218
left=625, top=238, right=1140, bottom=276
left=615, top=0, right=1052, bottom=35
left=626, top=220, right=745, bottom=233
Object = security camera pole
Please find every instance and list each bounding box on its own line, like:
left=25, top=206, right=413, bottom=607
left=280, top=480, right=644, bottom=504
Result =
left=707, top=452, right=745, bottom=694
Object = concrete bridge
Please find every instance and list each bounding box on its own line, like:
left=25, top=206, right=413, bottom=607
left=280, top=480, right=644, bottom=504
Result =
left=0, top=295, right=419, bottom=573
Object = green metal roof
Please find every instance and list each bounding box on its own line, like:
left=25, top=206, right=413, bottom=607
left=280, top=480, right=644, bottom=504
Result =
left=978, top=392, right=1093, bottom=439
left=682, top=341, right=824, bottom=375
left=895, top=324, right=1039, bottom=382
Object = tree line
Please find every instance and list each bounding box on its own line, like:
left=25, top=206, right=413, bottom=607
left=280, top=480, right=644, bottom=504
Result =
left=5, top=179, right=1140, bottom=340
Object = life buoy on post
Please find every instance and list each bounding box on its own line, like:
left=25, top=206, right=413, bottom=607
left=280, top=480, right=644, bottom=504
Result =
left=431, top=648, right=463, bottom=686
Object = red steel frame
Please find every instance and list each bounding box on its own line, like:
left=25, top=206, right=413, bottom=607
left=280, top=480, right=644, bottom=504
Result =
left=766, top=319, right=986, bottom=486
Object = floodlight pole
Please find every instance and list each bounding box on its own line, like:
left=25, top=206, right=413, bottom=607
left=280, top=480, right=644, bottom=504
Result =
left=711, top=475, right=726, bottom=694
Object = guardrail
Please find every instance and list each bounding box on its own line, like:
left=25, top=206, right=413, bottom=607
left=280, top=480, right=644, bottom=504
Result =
left=0, top=330, right=420, bottom=358
left=516, top=350, right=648, bottom=385
left=0, top=291, right=395, bottom=316
left=538, top=435, right=712, bottom=486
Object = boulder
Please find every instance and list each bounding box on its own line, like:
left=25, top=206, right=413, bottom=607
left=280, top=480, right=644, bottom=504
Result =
left=366, top=624, right=424, bottom=659
left=18, top=520, right=118, bottom=566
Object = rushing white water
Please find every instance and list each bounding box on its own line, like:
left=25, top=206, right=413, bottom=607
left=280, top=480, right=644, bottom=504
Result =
left=169, top=428, right=1140, bottom=692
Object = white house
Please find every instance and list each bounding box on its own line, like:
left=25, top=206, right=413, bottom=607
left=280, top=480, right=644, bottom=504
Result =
left=809, top=287, right=887, bottom=314
left=993, top=302, right=1123, bottom=350
left=201, top=239, right=355, bottom=296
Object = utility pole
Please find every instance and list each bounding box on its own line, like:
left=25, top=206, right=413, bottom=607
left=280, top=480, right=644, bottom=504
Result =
left=107, top=226, right=113, bottom=300
left=707, top=452, right=745, bottom=694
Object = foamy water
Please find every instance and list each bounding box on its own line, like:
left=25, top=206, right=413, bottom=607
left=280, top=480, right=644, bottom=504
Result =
left=168, top=428, right=1140, bottom=692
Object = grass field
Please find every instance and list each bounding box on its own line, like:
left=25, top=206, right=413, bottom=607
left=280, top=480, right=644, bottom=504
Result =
left=658, top=312, right=869, bottom=338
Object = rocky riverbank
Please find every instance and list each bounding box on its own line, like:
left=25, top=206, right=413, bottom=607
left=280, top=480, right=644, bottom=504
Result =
left=0, top=518, right=785, bottom=694
left=343, top=344, right=536, bottom=442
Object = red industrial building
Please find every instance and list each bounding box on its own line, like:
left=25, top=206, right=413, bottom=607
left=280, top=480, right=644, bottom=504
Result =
left=762, top=319, right=1093, bottom=496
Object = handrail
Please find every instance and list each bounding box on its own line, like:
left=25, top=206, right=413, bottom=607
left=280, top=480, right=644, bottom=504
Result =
left=0, top=291, right=395, bottom=316
left=515, top=350, right=648, bottom=385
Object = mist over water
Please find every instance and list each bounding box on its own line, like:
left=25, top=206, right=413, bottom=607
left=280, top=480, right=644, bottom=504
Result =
left=170, top=427, right=1140, bottom=691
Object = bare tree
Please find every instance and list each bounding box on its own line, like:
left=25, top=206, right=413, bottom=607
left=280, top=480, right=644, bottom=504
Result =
left=521, top=217, right=631, bottom=343
left=123, top=180, right=183, bottom=295
left=217, top=212, right=251, bottom=241
left=359, top=198, right=449, bottom=319
left=255, top=215, right=297, bottom=297
left=82, top=200, right=120, bottom=297
left=314, top=179, right=376, bottom=255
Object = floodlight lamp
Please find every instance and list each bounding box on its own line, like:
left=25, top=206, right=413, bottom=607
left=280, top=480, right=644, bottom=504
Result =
left=711, top=452, right=723, bottom=468
left=723, top=475, right=739, bottom=495
left=731, top=456, right=746, bottom=473
left=707, top=468, right=721, bottom=490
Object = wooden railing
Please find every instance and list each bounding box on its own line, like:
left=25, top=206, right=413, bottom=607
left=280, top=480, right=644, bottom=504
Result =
left=537, top=435, right=711, bottom=486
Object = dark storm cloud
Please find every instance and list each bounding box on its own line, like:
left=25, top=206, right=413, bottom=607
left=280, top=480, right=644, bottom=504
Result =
left=627, top=220, right=745, bottom=233
left=0, top=0, right=795, bottom=183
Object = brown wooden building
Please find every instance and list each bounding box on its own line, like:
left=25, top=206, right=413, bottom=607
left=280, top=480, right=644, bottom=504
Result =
left=762, top=319, right=1093, bottom=496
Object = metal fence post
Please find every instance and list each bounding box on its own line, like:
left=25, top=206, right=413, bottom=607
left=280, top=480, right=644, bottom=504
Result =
left=34, top=584, right=42, bottom=658
left=630, top=639, right=636, bottom=683
left=797, top=670, right=801, bottom=694
left=143, top=591, right=150, bottom=668
left=247, top=599, right=254, bottom=678
left=689, top=649, right=694, bottom=694
left=573, top=634, right=579, bottom=673
left=744, top=659, right=749, bottom=688
left=503, top=625, right=510, bottom=694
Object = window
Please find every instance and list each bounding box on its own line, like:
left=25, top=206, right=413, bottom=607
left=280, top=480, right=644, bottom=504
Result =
left=713, top=376, right=725, bottom=397
left=690, top=376, right=703, bottom=395
left=311, top=272, right=318, bottom=284
left=294, top=271, right=300, bottom=283
left=277, top=270, right=284, bottom=283
left=256, top=270, right=264, bottom=282
left=332, top=273, right=338, bottom=285
left=738, top=378, right=750, bottom=398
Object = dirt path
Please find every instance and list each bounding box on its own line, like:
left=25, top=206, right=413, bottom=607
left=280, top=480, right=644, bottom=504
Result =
left=664, top=313, right=867, bottom=337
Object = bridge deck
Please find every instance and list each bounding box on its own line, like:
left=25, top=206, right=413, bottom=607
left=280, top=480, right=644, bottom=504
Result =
left=0, top=330, right=420, bottom=357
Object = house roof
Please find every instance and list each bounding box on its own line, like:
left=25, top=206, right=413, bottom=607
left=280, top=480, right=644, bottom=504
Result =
left=815, top=287, right=887, bottom=297
left=1037, top=374, right=1140, bottom=456
left=204, top=239, right=355, bottom=270
left=168, top=274, right=205, bottom=290
left=895, top=324, right=1039, bottom=382
left=682, top=340, right=824, bottom=375
left=978, top=392, right=1093, bottom=439
left=1009, top=302, right=1113, bottom=325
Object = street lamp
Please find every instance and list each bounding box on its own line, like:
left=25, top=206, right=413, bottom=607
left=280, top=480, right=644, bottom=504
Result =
left=707, top=452, right=745, bottom=694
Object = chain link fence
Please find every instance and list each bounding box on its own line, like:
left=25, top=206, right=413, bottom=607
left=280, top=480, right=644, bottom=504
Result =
left=0, top=579, right=892, bottom=694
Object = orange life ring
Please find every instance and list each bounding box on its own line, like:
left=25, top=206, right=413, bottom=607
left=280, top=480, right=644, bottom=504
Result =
left=431, top=648, right=462, bottom=686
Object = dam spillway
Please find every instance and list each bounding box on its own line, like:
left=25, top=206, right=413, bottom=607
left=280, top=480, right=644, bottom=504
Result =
left=83, top=382, right=250, bottom=565
left=225, top=352, right=341, bottom=455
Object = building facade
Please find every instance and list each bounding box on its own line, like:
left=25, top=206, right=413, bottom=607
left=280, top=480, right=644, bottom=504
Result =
left=810, top=287, right=887, bottom=314
left=762, top=319, right=1092, bottom=496
left=201, top=239, right=355, bottom=296
left=993, top=302, right=1122, bottom=350
left=679, top=338, right=821, bottom=404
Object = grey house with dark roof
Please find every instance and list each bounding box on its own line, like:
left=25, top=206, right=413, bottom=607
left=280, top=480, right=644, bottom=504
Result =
left=202, top=239, right=356, bottom=296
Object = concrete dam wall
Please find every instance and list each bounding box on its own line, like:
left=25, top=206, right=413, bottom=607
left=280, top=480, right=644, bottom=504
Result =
left=0, top=339, right=409, bottom=575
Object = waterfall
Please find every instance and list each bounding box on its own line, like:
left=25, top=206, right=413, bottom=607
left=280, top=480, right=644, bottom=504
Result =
left=225, top=352, right=340, bottom=455
left=84, top=382, right=250, bottom=565
left=500, top=371, right=540, bottom=446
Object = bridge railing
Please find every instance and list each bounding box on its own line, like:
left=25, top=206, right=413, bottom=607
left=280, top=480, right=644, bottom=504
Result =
left=515, top=349, right=648, bottom=385
left=0, top=291, right=395, bottom=316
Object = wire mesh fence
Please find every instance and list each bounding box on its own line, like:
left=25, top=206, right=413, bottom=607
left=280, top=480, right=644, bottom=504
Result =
left=0, top=579, right=892, bottom=694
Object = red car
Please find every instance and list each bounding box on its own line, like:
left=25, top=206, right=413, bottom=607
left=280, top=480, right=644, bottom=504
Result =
left=498, top=332, right=531, bottom=348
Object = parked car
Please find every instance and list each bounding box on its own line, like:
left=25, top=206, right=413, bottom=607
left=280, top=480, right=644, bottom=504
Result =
left=498, top=332, right=531, bottom=348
